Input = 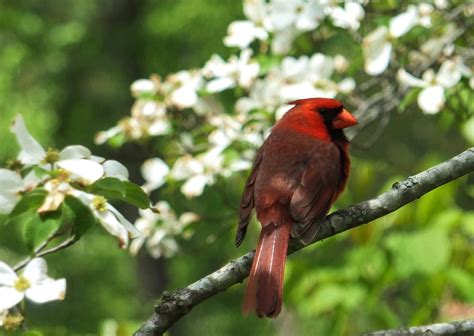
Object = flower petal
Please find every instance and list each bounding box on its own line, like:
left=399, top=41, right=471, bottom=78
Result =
left=59, top=145, right=92, bottom=160
left=0, top=169, right=23, bottom=214
left=0, top=169, right=24, bottom=193
left=129, top=237, right=146, bottom=256
left=397, top=69, right=428, bottom=88
left=103, top=160, right=129, bottom=181
left=296, top=0, right=324, bottom=31
left=130, top=79, right=158, bottom=96
left=108, top=205, right=142, bottom=238
left=179, top=212, right=200, bottom=225
left=23, top=258, right=49, bottom=285
left=418, top=85, right=445, bottom=114
left=23, top=170, right=42, bottom=190
left=57, top=159, right=104, bottom=184
left=389, top=5, right=418, bottom=38
left=25, top=278, right=66, bottom=303
left=206, top=77, right=236, bottom=93
left=436, top=60, right=462, bottom=88
left=141, top=158, right=169, bottom=193
left=10, top=115, right=46, bottom=165
left=171, top=157, right=204, bottom=180
left=170, top=86, right=199, bottom=109
left=0, top=287, right=23, bottom=310
left=37, top=188, right=66, bottom=213
left=148, top=119, right=171, bottom=136
left=269, top=0, right=297, bottom=31
left=365, top=40, right=392, bottom=76
left=181, top=175, right=211, bottom=198
left=244, top=0, right=268, bottom=24
left=338, top=78, right=356, bottom=94
left=271, top=28, right=298, bottom=54
left=0, top=262, right=17, bottom=286
left=96, top=209, right=130, bottom=248
left=223, top=21, right=266, bottom=49
left=280, top=82, right=321, bottom=101
left=309, top=53, right=334, bottom=81
left=0, top=193, right=20, bottom=215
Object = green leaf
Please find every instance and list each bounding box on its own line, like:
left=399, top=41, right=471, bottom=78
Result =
left=32, top=166, right=50, bottom=179
left=302, top=283, right=367, bottom=315
left=398, top=88, right=420, bottom=112
left=89, top=177, right=149, bottom=209
left=64, top=195, right=97, bottom=240
left=9, top=188, right=47, bottom=218
left=22, top=331, right=44, bottom=336
left=89, top=177, right=126, bottom=199
left=23, top=210, right=62, bottom=251
left=347, top=245, right=387, bottom=280
left=447, top=268, right=474, bottom=301
left=123, top=181, right=150, bottom=209
left=385, top=227, right=450, bottom=277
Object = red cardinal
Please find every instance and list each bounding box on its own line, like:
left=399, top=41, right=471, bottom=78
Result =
left=236, top=98, right=357, bottom=318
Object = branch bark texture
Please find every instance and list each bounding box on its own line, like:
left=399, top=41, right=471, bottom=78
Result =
left=134, top=147, right=474, bottom=336
left=364, top=319, right=474, bottom=336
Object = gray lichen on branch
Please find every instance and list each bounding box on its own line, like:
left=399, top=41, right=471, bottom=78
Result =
left=134, top=147, right=474, bottom=336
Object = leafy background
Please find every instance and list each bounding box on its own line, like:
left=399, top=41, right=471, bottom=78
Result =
left=0, top=1, right=472, bottom=335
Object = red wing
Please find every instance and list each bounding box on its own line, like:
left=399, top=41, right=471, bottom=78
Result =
left=236, top=148, right=263, bottom=247
left=289, top=146, right=341, bottom=245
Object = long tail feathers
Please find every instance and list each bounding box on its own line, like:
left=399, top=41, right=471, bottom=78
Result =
left=242, top=222, right=291, bottom=318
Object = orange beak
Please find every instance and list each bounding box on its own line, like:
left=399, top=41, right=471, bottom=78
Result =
left=332, top=108, right=358, bottom=129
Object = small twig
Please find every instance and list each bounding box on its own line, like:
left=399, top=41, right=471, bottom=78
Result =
left=13, top=236, right=77, bottom=272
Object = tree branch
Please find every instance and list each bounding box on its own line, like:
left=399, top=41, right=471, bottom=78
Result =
left=134, top=147, right=474, bottom=336
left=363, top=319, right=474, bottom=336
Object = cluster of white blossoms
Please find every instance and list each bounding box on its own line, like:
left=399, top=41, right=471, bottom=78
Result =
left=0, top=258, right=65, bottom=327
left=398, top=56, right=472, bottom=114
left=224, top=0, right=365, bottom=53
left=95, top=0, right=472, bottom=258
left=130, top=201, right=199, bottom=258
left=363, top=3, right=434, bottom=76
left=0, top=115, right=141, bottom=248
left=362, top=2, right=473, bottom=114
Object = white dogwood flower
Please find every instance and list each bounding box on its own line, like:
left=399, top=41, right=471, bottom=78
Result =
left=0, top=169, right=25, bottom=215
left=167, top=70, right=204, bottom=109
left=130, top=79, right=158, bottom=96
left=268, top=0, right=324, bottom=54
left=224, top=0, right=270, bottom=49
left=204, top=49, right=260, bottom=93
left=323, top=1, right=365, bottom=30
left=37, top=179, right=72, bottom=213
left=141, top=157, right=170, bottom=193
left=130, top=201, right=199, bottom=258
left=224, top=21, right=268, bottom=49
left=170, top=147, right=225, bottom=198
left=11, top=115, right=105, bottom=184
left=364, top=4, right=431, bottom=75
left=397, top=58, right=471, bottom=114
left=71, top=190, right=141, bottom=248
left=0, top=258, right=66, bottom=310
left=269, top=0, right=323, bottom=32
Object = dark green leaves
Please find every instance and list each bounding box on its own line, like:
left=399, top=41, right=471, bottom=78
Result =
left=23, top=211, right=62, bottom=251
left=9, top=189, right=47, bottom=218
left=385, top=227, right=450, bottom=277
left=63, top=195, right=97, bottom=241
left=88, top=177, right=150, bottom=209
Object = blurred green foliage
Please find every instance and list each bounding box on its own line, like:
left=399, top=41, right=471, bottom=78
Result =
left=0, top=1, right=472, bottom=336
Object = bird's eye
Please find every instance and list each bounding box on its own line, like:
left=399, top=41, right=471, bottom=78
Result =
left=318, top=107, right=342, bottom=118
